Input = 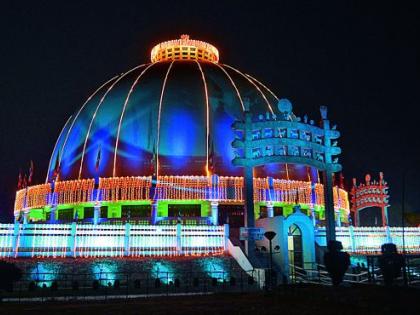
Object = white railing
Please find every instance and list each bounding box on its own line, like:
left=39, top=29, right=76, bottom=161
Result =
left=0, top=223, right=227, bottom=258
left=315, top=226, right=420, bottom=254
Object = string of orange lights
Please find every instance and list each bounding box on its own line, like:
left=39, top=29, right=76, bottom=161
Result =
left=14, top=176, right=349, bottom=213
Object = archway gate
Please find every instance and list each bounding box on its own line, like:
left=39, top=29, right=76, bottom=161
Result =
left=350, top=172, right=390, bottom=227
left=231, top=102, right=342, bottom=253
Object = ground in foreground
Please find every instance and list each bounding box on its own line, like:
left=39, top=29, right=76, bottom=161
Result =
left=1, top=284, right=419, bottom=315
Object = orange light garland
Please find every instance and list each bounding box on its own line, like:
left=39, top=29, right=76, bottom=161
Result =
left=14, top=189, right=27, bottom=212
left=14, top=176, right=349, bottom=212
left=54, top=179, right=95, bottom=204
left=26, top=184, right=51, bottom=209
left=99, top=176, right=152, bottom=201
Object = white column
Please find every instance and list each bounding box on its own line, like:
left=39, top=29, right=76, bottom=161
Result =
left=50, top=206, right=57, bottom=223
left=176, top=222, right=182, bottom=254
left=211, top=201, right=219, bottom=225
left=224, top=224, right=230, bottom=252
left=151, top=202, right=158, bottom=225
left=385, top=225, right=392, bottom=243
left=310, top=206, right=316, bottom=227
left=335, top=210, right=341, bottom=227
left=93, top=202, right=101, bottom=225
left=70, top=222, right=77, bottom=257
left=349, top=225, right=355, bottom=252
left=12, top=221, right=20, bottom=257
left=266, top=201, right=274, bottom=218
left=124, top=223, right=131, bottom=256
left=23, top=211, right=29, bottom=225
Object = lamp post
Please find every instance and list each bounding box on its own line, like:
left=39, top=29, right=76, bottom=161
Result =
left=264, top=231, right=277, bottom=289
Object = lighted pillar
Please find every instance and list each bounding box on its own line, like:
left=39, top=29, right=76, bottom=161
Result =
left=323, top=168, right=336, bottom=242
left=50, top=206, right=57, bottom=223
left=385, top=225, right=392, bottom=243
left=151, top=202, right=158, bottom=225
left=176, top=222, right=182, bottom=254
left=335, top=210, right=341, bottom=227
left=266, top=201, right=274, bottom=218
left=12, top=221, right=20, bottom=257
left=93, top=202, right=101, bottom=225
left=23, top=211, right=29, bottom=225
left=310, top=206, right=316, bottom=227
left=211, top=201, right=219, bottom=225
left=382, top=205, right=389, bottom=227
left=124, top=223, right=131, bottom=256
left=70, top=222, right=77, bottom=257
left=267, top=177, right=275, bottom=218
left=348, top=225, right=356, bottom=252
left=224, top=224, right=230, bottom=252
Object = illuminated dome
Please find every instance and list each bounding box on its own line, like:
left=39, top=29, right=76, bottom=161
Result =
left=47, top=35, right=288, bottom=181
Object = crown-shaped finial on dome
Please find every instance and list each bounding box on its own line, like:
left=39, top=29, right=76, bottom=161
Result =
left=151, top=35, right=219, bottom=63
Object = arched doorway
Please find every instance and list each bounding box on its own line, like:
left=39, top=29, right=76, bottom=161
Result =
left=288, top=224, right=304, bottom=272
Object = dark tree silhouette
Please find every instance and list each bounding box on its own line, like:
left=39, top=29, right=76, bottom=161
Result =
left=0, top=261, right=22, bottom=292
left=379, top=243, right=404, bottom=286
left=324, top=240, right=350, bottom=286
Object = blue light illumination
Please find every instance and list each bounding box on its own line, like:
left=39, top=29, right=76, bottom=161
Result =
left=151, top=261, right=174, bottom=284
left=47, top=60, right=279, bottom=181
left=92, top=261, right=118, bottom=286
left=198, top=257, right=229, bottom=282
left=30, top=262, right=59, bottom=287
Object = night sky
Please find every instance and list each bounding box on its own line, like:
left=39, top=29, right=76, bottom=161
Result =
left=1, top=1, right=418, bottom=223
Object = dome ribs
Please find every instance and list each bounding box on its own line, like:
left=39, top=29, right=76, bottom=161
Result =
left=244, top=73, right=279, bottom=102
left=45, top=115, right=73, bottom=183
left=48, top=59, right=281, bottom=180
left=156, top=61, right=175, bottom=178
left=113, top=63, right=155, bottom=177
left=222, top=64, right=275, bottom=114
left=214, top=63, right=245, bottom=112
left=58, top=75, right=120, bottom=177
left=195, top=61, right=211, bottom=176
left=78, top=64, right=146, bottom=180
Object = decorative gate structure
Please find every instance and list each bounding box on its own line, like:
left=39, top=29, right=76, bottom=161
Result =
left=350, top=172, right=390, bottom=227
left=232, top=99, right=342, bottom=249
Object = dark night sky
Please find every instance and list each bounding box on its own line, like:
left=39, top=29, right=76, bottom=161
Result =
left=0, top=1, right=418, bottom=223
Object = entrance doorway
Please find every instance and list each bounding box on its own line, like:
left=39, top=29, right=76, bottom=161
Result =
left=288, top=224, right=304, bottom=272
